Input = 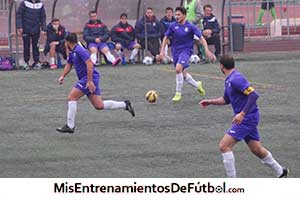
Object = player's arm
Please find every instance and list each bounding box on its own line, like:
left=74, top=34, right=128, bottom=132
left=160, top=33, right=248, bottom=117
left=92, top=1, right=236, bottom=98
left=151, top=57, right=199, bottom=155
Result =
left=199, top=97, right=227, bottom=108
left=58, top=63, right=72, bottom=85
left=160, top=36, right=169, bottom=58
left=85, top=59, right=96, bottom=94
left=232, top=86, right=259, bottom=124
left=198, top=36, right=216, bottom=62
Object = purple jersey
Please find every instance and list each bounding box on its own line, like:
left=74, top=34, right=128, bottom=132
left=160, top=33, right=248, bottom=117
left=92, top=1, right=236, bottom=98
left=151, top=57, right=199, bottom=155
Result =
left=165, top=21, right=202, bottom=52
left=67, top=44, right=99, bottom=80
left=223, top=70, right=259, bottom=117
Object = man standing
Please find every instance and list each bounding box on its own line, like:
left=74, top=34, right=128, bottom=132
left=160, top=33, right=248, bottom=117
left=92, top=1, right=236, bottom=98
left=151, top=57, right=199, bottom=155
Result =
left=200, top=54, right=289, bottom=178
left=16, top=0, right=47, bottom=70
left=160, top=7, right=215, bottom=102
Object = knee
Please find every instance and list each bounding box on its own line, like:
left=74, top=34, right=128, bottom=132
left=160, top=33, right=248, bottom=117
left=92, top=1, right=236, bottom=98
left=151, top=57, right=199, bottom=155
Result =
left=93, top=102, right=104, bottom=110
left=90, top=48, right=98, bottom=54
left=219, top=141, right=231, bottom=153
left=135, top=43, right=141, bottom=49
left=115, top=43, right=122, bottom=50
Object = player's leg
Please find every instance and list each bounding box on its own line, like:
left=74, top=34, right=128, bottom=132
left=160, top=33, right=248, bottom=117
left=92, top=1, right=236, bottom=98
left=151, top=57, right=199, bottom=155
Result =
left=89, top=44, right=99, bottom=64
left=129, top=42, right=140, bottom=64
left=246, top=139, right=289, bottom=177
left=100, top=44, right=121, bottom=66
left=257, top=2, right=267, bottom=25
left=22, top=33, right=31, bottom=70
left=56, top=87, right=85, bottom=133
left=176, top=52, right=205, bottom=96
left=172, top=62, right=184, bottom=102
left=49, top=42, right=57, bottom=69
left=88, top=95, right=135, bottom=117
left=31, top=33, right=41, bottom=69
left=219, top=134, right=238, bottom=178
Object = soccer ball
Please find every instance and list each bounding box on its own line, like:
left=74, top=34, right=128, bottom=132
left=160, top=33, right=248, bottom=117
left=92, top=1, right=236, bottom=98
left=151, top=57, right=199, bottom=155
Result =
left=145, top=90, right=158, bottom=103
left=189, top=54, right=200, bottom=64
left=143, top=56, right=154, bottom=66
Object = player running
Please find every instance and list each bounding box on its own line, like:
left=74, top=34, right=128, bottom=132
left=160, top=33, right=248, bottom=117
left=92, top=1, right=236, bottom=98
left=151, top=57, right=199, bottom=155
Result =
left=160, top=7, right=215, bottom=102
left=56, top=33, right=135, bottom=134
left=199, top=54, right=289, bottom=178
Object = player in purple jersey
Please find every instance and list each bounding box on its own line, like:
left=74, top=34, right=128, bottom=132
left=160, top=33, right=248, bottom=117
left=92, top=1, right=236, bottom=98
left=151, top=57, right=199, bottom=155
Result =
left=160, top=7, right=215, bottom=102
left=200, top=54, right=289, bottom=177
left=56, top=33, right=135, bottom=134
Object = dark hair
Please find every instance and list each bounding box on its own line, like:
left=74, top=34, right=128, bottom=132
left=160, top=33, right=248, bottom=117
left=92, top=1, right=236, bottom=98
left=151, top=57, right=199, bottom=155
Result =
left=120, top=13, right=127, bottom=19
left=175, top=7, right=187, bottom=15
left=65, top=33, right=78, bottom=44
left=51, top=18, right=60, bottom=23
left=203, top=4, right=213, bottom=11
left=165, top=7, right=173, bottom=12
left=89, top=10, right=97, bottom=16
left=146, top=7, right=153, bottom=11
left=220, top=54, right=235, bottom=69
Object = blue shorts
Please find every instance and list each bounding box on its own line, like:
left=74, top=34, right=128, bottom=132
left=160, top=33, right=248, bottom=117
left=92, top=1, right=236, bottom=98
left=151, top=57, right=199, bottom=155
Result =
left=173, top=49, right=193, bottom=69
left=74, top=75, right=101, bottom=96
left=226, top=114, right=260, bottom=143
left=119, top=41, right=137, bottom=50
left=88, top=42, right=108, bottom=51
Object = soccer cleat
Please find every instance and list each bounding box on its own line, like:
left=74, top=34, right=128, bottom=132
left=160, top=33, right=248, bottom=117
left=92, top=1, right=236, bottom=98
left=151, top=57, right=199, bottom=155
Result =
left=33, top=62, right=42, bottom=70
left=112, top=57, right=121, bottom=67
left=197, top=81, right=206, bottom=96
left=56, top=124, right=74, bottom=134
left=172, top=92, right=182, bottom=102
left=124, top=100, right=135, bottom=117
left=278, top=167, right=289, bottom=178
left=50, top=64, right=58, bottom=69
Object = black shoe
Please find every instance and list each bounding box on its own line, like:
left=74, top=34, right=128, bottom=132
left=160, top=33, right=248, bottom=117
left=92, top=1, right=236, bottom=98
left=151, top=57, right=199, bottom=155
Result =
left=56, top=124, right=74, bottom=134
left=278, top=167, right=289, bottom=178
left=124, top=100, right=135, bottom=117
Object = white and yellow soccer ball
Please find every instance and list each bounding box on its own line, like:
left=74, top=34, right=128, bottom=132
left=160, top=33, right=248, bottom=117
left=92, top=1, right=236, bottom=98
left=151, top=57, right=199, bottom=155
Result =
left=189, top=54, right=200, bottom=64
left=145, top=90, right=158, bottom=103
left=143, top=56, right=154, bottom=66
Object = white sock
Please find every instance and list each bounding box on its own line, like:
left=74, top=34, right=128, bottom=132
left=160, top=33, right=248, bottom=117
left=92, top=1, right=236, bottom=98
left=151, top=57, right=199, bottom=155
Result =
left=103, top=100, right=126, bottom=110
left=222, top=151, right=236, bottom=178
left=115, top=50, right=122, bottom=58
left=184, top=73, right=199, bottom=88
left=176, top=73, right=184, bottom=94
left=50, top=57, right=55, bottom=65
left=105, top=52, right=116, bottom=63
left=261, top=151, right=283, bottom=177
left=164, top=45, right=168, bottom=56
left=67, top=101, right=77, bottom=129
left=90, top=53, right=97, bottom=64
left=130, top=48, right=139, bottom=60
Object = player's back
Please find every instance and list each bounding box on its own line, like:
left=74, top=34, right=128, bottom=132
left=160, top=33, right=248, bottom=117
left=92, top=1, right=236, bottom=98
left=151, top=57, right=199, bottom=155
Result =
left=224, top=70, right=259, bottom=117
left=68, top=44, right=99, bottom=80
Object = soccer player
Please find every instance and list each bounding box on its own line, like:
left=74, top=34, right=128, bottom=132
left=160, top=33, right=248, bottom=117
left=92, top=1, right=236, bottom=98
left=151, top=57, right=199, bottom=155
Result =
left=110, top=13, right=141, bottom=64
left=160, top=7, right=215, bottom=102
left=199, top=54, right=289, bottom=178
left=83, top=10, right=121, bottom=66
left=56, top=33, right=135, bottom=133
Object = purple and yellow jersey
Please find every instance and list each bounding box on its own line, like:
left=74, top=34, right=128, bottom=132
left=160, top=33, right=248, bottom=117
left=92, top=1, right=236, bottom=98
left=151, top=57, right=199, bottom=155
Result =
left=165, top=21, right=202, bottom=52
left=223, top=70, right=258, bottom=117
left=67, top=44, right=99, bottom=80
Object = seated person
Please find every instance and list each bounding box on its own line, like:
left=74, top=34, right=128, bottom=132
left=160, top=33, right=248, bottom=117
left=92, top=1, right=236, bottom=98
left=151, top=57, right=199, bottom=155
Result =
left=44, top=18, right=68, bottom=69
left=202, top=4, right=221, bottom=59
left=160, top=7, right=176, bottom=59
left=111, top=13, right=141, bottom=64
left=135, top=7, right=163, bottom=63
left=83, top=10, right=121, bottom=66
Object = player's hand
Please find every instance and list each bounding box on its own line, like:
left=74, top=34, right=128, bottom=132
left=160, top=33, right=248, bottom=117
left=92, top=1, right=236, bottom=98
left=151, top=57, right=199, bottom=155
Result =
left=86, top=81, right=96, bottom=94
left=203, top=29, right=212, bottom=38
left=95, top=38, right=101, bottom=43
left=232, top=112, right=245, bottom=125
left=199, top=99, right=211, bottom=108
left=58, top=76, right=64, bottom=85
left=159, top=52, right=165, bottom=60
left=17, top=28, right=23, bottom=35
left=206, top=51, right=217, bottom=63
